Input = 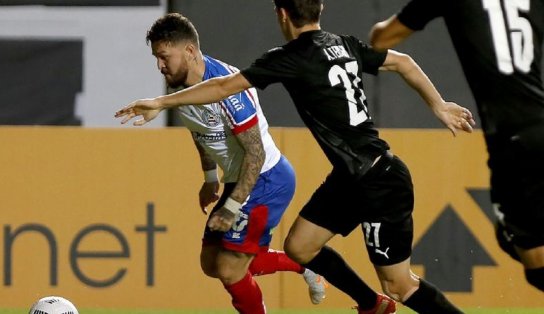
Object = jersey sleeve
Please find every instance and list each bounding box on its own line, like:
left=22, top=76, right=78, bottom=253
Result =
left=219, top=88, right=259, bottom=135
left=397, top=0, right=443, bottom=31
left=349, top=37, right=387, bottom=75
left=240, top=47, right=297, bottom=90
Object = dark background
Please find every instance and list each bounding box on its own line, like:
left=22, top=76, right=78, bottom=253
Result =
left=9, top=0, right=544, bottom=127
left=0, top=40, right=83, bottom=125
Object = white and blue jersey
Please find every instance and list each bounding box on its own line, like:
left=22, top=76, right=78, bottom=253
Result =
left=176, top=55, right=295, bottom=253
left=177, top=55, right=281, bottom=183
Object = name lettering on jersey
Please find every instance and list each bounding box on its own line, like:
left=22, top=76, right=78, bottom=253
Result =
left=324, top=45, right=349, bottom=61
left=227, top=95, right=245, bottom=112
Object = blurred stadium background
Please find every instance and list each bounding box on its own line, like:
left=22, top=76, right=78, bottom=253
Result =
left=1, top=0, right=543, bottom=312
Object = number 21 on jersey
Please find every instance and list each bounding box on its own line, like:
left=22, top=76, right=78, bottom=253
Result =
left=482, top=0, right=534, bottom=74
left=328, top=61, right=369, bottom=126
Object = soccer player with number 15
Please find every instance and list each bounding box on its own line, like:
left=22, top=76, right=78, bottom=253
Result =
left=370, top=0, right=544, bottom=293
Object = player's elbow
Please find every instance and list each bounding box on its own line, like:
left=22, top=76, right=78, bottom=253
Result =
left=383, top=50, right=417, bottom=74
left=369, top=23, right=390, bottom=51
left=396, top=52, right=419, bottom=76
left=370, top=16, right=413, bottom=51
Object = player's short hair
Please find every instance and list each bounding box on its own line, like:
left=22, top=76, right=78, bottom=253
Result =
left=146, top=13, right=200, bottom=47
left=273, top=0, right=323, bottom=28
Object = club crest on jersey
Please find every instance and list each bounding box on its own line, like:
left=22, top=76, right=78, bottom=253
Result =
left=200, top=109, right=222, bottom=127
left=324, top=45, right=349, bottom=61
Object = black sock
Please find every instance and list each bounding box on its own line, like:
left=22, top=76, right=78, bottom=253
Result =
left=525, top=267, right=544, bottom=291
left=302, top=245, right=377, bottom=309
left=403, top=279, right=464, bottom=314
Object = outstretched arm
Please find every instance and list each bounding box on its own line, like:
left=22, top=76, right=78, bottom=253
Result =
left=369, top=15, right=414, bottom=50
left=379, top=50, right=475, bottom=136
left=115, top=72, right=252, bottom=126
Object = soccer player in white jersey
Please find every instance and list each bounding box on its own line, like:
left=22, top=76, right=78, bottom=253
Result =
left=122, top=13, right=327, bottom=313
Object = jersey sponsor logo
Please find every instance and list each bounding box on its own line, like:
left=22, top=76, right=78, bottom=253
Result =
left=194, top=131, right=227, bottom=141
left=226, top=95, right=245, bottom=112
left=323, top=45, right=350, bottom=61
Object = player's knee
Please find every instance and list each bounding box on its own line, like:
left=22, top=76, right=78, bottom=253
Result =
left=284, top=240, right=313, bottom=264
left=283, top=236, right=298, bottom=259
left=283, top=243, right=303, bottom=264
left=200, top=259, right=218, bottom=278
left=216, top=264, right=249, bottom=285
left=525, top=268, right=544, bottom=291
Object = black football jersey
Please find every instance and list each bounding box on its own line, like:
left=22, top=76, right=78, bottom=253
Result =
left=241, top=30, right=389, bottom=177
left=398, top=0, right=544, bottom=138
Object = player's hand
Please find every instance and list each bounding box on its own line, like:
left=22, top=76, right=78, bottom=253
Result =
left=199, top=181, right=220, bottom=214
left=114, top=98, right=162, bottom=126
left=433, top=101, right=476, bottom=136
left=207, top=207, right=235, bottom=232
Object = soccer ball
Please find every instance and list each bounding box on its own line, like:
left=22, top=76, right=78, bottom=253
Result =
left=29, top=296, right=79, bottom=314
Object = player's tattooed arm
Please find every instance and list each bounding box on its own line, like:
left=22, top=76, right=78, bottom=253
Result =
left=193, top=134, right=217, bottom=171
left=206, top=123, right=263, bottom=232
left=193, top=134, right=219, bottom=214
left=230, top=123, right=265, bottom=203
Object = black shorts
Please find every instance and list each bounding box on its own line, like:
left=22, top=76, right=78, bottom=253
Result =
left=488, top=127, right=544, bottom=249
left=299, top=152, right=414, bottom=266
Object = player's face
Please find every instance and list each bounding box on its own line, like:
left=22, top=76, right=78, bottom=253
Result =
left=151, top=40, right=190, bottom=88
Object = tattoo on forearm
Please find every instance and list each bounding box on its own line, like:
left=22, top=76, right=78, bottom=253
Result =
left=193, top=136, right=217, bottom=171
left=231, top=124, right=265, bottom=203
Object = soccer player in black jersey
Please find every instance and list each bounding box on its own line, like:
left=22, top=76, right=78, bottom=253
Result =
left=115, top=0, right=475, bottom=313
left=370, top=0, right=544, bottom=293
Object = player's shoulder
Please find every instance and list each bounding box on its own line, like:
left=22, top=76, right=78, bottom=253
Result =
left=204, top=55, right=239, bottom=77
left=252, top=45, right=291, bottom=65
left=337, top=33, right=363, bottom=47
left=263, top=46, right=287, bottom=58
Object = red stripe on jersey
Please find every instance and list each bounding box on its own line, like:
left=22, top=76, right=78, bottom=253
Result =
left=231, top=114, right=259, bottom=135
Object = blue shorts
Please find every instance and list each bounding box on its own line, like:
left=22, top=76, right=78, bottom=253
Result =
left=203, top=155, right=296, bottom=254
